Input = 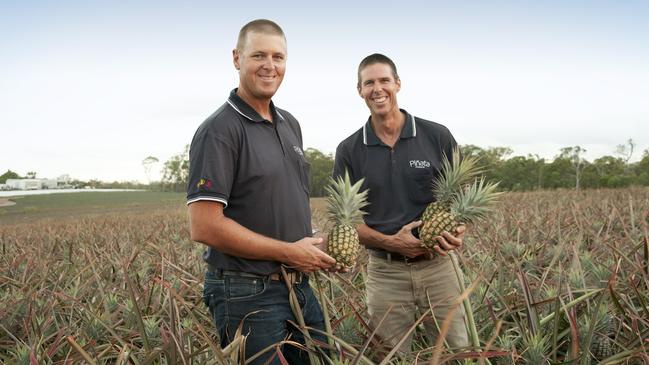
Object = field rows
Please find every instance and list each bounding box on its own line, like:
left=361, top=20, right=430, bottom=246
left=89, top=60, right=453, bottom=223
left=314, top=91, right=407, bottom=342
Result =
left=1, top=189, right=648, bottom=364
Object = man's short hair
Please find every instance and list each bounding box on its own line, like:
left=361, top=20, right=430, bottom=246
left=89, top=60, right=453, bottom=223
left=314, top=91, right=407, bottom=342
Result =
left=357, top=53, right=399, bottom=87
left=236, top=19, right=286, bottom=51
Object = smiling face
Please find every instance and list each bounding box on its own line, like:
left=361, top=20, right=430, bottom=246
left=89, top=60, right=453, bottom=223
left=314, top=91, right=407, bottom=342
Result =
left=233, top=31, right=287, bottom=103
left=358, top=62, right=401, bottom=118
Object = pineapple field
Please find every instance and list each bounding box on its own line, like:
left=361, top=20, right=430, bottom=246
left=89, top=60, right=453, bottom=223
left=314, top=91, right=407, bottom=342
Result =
left=1, top=188, right=648, bottom=364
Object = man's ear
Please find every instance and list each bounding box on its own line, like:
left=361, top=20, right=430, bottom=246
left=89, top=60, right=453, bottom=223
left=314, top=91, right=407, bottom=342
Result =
left=233, top=49, right=240, bottom=70
left=396, top=78, right=401, bottom=92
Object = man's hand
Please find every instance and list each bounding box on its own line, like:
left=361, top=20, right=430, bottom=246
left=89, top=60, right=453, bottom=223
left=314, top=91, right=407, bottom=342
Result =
left=285, top=237, right=336, bottom=273
left=431, top=225, right=466, bottom=256
left=313, top=231, right=354, bottom=273
left=390, top=220, right=429, bottom=258
left=313, top=231, right=328, bottom=252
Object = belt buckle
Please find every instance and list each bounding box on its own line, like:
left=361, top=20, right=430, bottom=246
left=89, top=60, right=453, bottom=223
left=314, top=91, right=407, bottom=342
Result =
left=385, top=252, right=393, bottom=264
left=273, top=271, right=302, bottom=284
left=405, top=254, right=424, bottom=264
left=406, top=254, right=430, bottom=264
left=386, top=252, right=410, bottom=264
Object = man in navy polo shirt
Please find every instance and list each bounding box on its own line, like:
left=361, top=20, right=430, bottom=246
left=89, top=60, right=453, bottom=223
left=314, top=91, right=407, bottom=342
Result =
left=333, top=53, right=469, bottom=353
left=187, top=19, right=336, bottom=364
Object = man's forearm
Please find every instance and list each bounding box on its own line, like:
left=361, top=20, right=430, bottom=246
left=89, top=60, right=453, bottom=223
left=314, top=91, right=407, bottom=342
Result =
left=188, top=201, right=335, bottom=273
left=357, top=223, right=393, bottom=251
left=189, top=205, right=290, bottom=263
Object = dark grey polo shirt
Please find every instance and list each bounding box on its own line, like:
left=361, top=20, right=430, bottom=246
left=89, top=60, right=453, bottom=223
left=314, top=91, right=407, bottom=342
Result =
left=187, top=89, right=312, bottom=275
left=333, top=109, right=457, bottom=237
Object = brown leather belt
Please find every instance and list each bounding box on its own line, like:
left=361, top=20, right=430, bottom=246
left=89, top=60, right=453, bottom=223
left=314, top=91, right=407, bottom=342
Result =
left=208, top=266, right=304, bottom=284
left=269, top=271, right=303, bottom=284
left=369, top=249, right=431, bottom=264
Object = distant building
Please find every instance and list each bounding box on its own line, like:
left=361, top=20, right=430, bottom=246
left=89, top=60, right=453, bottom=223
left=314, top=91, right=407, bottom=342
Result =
left=3, top=175, right=77, bottom=191
left=6, top=179, right=41, bottom=190
left=57, top=174, right=73, bottom=188
left=43, top=179, right=58, bottom=189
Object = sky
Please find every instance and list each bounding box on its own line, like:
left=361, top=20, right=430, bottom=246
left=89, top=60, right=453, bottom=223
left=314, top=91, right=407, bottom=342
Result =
left=2, top=0, right=647, bottom=182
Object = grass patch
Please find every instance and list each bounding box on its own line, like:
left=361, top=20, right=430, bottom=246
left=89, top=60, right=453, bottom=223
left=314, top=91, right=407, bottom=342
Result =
left=0, top=191, right=186, bottom=225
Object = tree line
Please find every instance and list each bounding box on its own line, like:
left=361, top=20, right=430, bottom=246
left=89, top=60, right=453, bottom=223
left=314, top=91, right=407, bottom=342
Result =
left=461, top=140, right=649, bottom=192
left=155, top=139, right=649, bottom=196
left=5, top=141, right=645, bottom=195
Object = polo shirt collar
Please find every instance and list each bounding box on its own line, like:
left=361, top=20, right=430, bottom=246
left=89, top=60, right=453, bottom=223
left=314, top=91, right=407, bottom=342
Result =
left=226, top=88, right=285, bottom=123
left=363, top=109, right=417, bottom=146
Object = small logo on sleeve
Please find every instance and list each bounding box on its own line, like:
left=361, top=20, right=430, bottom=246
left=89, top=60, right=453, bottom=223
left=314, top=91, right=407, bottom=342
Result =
left=197, top=178, right=213, bottom=190
left=409, top=160, right=431, bottom=169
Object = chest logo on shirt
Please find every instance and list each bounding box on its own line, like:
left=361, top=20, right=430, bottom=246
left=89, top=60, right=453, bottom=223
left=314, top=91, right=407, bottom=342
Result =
left=292, top=145, right=304, bottom=157
left=409, top=160, right=431, bottom=169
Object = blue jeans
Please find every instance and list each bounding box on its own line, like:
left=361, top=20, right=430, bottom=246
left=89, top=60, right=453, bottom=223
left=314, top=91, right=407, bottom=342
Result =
left=203, top=271, right=328, bottom=365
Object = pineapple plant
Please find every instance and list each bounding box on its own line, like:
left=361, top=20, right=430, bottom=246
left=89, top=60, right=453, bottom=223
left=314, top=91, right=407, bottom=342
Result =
left=419, top=148, right=502, bottom=248
left=325, top=171, right=369, bottom=269
left=585, top=306, right=617, bottom=362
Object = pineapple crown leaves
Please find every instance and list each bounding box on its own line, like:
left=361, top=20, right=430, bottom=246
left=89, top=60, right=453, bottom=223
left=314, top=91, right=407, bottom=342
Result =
left=450, top=177, right=503, bottom=223
left=325, top=171, right=369, bottom=226
left=433, top=147, right=483, bottom=205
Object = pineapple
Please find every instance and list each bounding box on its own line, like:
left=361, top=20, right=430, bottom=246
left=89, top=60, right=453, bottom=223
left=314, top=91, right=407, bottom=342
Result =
left=325, top=171, right=369, bottom=268
left=420, top=149, right=480, bottom=223
left=419, top=148, right=502, bottom=249
left=589, top=307, right=616, bottom=361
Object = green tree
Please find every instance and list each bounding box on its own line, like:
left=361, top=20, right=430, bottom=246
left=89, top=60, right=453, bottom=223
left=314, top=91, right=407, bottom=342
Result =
left=0, top=170, right=21, bottom=183
left=499, top=155, right=545, bottom=191
left=304, top=148, right=334, bottom=197
left=558, top=146, right=588, bottom=190
left=544, top=156, right=575, bottom=189
left=26, top=171, right=37, bottom=179
left=459, top=144, right=485, bottom=159
left=87, top=179, right=101, bottom=188
left=615, top=138, right=635, bottom=173
left=142, top=156, right=159, bottom=184
left=633, top=149, right=649, bottom=186
left=70, top=179, right=88, bottom=189
left=579, top=163, right=600, bottom=189
left=161, top=145, right=189, bottom=192
left=459, top=145, right=514, bottom=188
left=591, top=156, right=629, bottom=188
left=465, top=145, right=512, bottom=183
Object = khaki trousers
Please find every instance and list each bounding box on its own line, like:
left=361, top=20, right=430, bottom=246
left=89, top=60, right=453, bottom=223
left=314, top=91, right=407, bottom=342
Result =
left=366, top=252, right=469, bottom=353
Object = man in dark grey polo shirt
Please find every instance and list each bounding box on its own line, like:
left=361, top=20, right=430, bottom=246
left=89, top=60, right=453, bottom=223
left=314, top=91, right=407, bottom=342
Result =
left=187, top=19, right=335, bottom=364
left=333, top=53, right=469, bottom=354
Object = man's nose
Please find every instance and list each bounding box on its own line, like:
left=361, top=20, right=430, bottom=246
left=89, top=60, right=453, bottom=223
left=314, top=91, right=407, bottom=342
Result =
left=262, top=56, right=275, bottom=69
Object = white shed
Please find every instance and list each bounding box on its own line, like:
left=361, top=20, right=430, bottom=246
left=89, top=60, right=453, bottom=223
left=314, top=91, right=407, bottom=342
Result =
left=5, top=179, right=42, bottom=190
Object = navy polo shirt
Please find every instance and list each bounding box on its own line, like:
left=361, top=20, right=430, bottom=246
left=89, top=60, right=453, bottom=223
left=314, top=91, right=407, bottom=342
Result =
left=333, top=109, right=457, bottom=237
left=187, top=89, right=312, bottom=275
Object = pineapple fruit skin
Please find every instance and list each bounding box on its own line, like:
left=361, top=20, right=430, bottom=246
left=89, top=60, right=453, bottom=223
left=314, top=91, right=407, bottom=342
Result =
left=420, top=201, right=442, bottom=222
left=327, top=224, right=360, bottom=267
left=419, top=209, right=459, bottom=249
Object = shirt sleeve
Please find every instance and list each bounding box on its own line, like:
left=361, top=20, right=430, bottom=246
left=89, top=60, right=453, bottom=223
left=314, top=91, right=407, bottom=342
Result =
left=441, top=126, right=459, bottom=164
left=186, top=127, right=238, bottom=207
left=332, top=143, right=352, bottom=181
